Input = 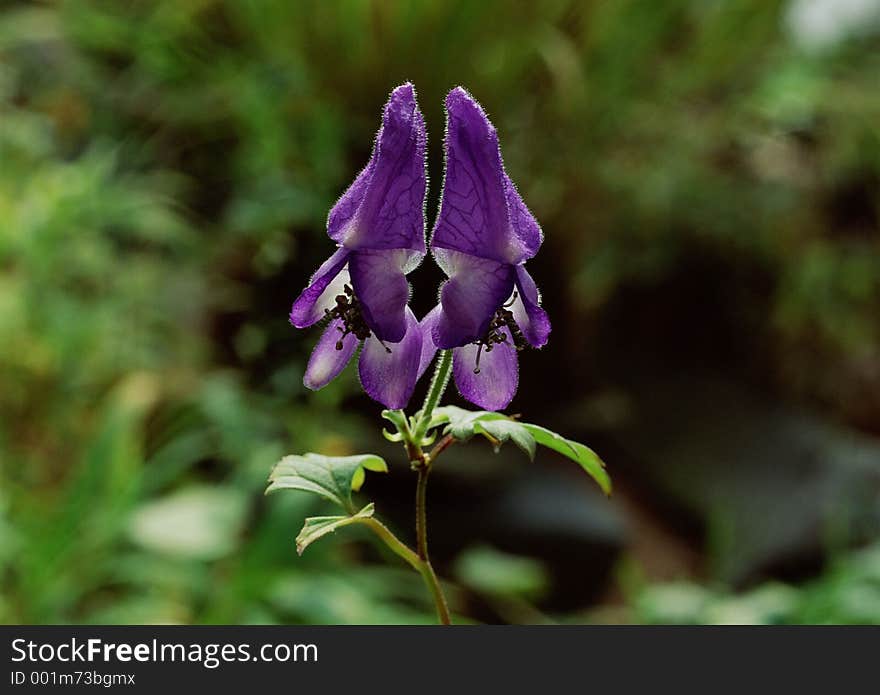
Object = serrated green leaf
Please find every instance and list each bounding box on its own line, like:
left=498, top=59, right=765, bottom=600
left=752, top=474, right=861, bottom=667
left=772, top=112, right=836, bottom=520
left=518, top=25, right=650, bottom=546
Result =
left=295, top=503, right=375, bottom=555
left=432, top=406, right=535, bottom=459
left=266, top=453, right=388, bottom=513
left=474, top=420, right=536, bottom=460
left=429, top=407, right=610, bottom=495
left=521, top=424, right=611, bottom=495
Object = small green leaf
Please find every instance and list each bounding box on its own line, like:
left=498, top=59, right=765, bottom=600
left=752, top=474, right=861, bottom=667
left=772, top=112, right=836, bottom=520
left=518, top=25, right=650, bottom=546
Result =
left=380, top=409, right=410, bottom=433
left=521, top=424, right=611, bottom=495
left=295, top=503, right=375, bottom=555
left=474, top=420, right=536, bottom=460
left=266, top=453, right=388, bottom=513
left=431, top=405, right=507, bottom=440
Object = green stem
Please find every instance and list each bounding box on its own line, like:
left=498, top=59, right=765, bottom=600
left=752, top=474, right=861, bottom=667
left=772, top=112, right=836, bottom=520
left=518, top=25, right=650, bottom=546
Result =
left=415, top=464, right=451, bottom=624
left=416, top=465, right=430, bottom=560
left=373, top=350, right=454, bottom=625
left=362, top=518, right=422, bottom=572
left=363, top=512, right=451, bottom=625
left=408, top=349, right=454, bottom=624
left=413, top=349, right=452, bottom=443
left=419, top=560, right=451, bottom=625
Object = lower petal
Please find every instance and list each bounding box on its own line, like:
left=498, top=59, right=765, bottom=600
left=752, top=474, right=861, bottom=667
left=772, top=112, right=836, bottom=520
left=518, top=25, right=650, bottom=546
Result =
left=303, top=319, right=358, bottom=390
left=432, top=249, right=515, bottom=349
left=358, top=307, right=423, bottom=409
left=349, top=249, right=410, bottom=343
left=290, top=248, right=351, bottom=328
left=512, top=265, right=551, bottom=348
left=452, top=328, right=519, bottom=411
left=417, top=305, right=442, bottom=380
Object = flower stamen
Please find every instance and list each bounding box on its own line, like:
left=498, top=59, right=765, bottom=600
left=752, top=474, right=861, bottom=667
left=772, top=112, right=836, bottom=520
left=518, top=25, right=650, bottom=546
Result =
left=471, top=304, right=529, bottom=373
left=324, top=284, right=374, bottom=350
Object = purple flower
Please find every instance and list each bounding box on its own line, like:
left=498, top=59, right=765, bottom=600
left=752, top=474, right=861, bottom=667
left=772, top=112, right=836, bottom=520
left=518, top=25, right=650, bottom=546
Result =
left=424, top=87, right=550, bottom=411
left=289, top=83, right=427, bottom=409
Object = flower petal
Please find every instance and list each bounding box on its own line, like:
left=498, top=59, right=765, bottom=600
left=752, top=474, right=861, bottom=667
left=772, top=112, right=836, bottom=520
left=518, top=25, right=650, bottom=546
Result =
left=505, top=174, right=542, bottom=261
left=452, top=328, right=519, bottom=411
left=358, top=307, right=423, bottom=409
left=330, top=83, right=427, bottom=255
left=431, top=249, right=514, bottom=349
left=431, top=87, right=534, bottom=265
left=289, top=248, right=351, bottom=328
left=303, top=319, right=358, bottom=390
left=327, top=162, right=373, bottom=246
left=512, top=265, right=551, bottom=348
left=417, top=305, right=442, bottom=380
left=349, top=249, right=411, bottom=343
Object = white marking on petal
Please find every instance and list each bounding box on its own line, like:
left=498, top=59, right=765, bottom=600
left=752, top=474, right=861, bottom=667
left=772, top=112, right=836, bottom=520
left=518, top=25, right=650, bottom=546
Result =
left=313, top=266, right=351, bottom=318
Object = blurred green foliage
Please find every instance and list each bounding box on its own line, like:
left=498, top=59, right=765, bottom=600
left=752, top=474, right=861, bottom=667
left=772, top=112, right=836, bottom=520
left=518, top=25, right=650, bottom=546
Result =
left=632, top=541, right=880, bottom=624
left=1, top=0, right=878, bottom=623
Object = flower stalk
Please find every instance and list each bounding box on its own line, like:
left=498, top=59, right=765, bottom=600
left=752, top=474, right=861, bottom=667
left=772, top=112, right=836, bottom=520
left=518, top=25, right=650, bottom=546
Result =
left=412, top=459, right=451, bottom=624
left=409, top=350, right=454, bottom=623
left=414, top=349, right=453, bottom=445
left=355, top=350, right=456, bottom=624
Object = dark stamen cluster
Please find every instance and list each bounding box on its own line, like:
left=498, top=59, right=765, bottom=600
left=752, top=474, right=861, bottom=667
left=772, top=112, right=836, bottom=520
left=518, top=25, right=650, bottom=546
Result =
left=324, top=284, right=373, bottom=350
left=472, top=297, right=529, bottom=374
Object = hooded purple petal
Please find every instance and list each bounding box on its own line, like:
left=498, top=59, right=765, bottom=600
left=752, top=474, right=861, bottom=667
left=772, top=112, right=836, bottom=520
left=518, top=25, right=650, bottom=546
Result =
left=328, top=83, right=427, bottom=255
left=504, top=174, right=542, bottom=261
left=326, top=164, right=373, bottom=246
left=358, top=307, right=423, bottom=409
left=511, top=265, right=551, bottom=348
left=289, top=248, right=351, bottom=328
left=349, top=249, right=411, bottom=343
left=303, top=319, right=358, bottom=390
left=452, top=328, right=519, bottom=411
left=431, top=87, right=537, bottom=266
left=431, top=250, right=514, bottom=349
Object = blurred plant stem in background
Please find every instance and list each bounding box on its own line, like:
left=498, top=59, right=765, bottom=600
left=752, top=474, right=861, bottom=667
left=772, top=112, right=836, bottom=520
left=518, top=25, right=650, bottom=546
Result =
left=1, top=0, right=878, bottom=624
